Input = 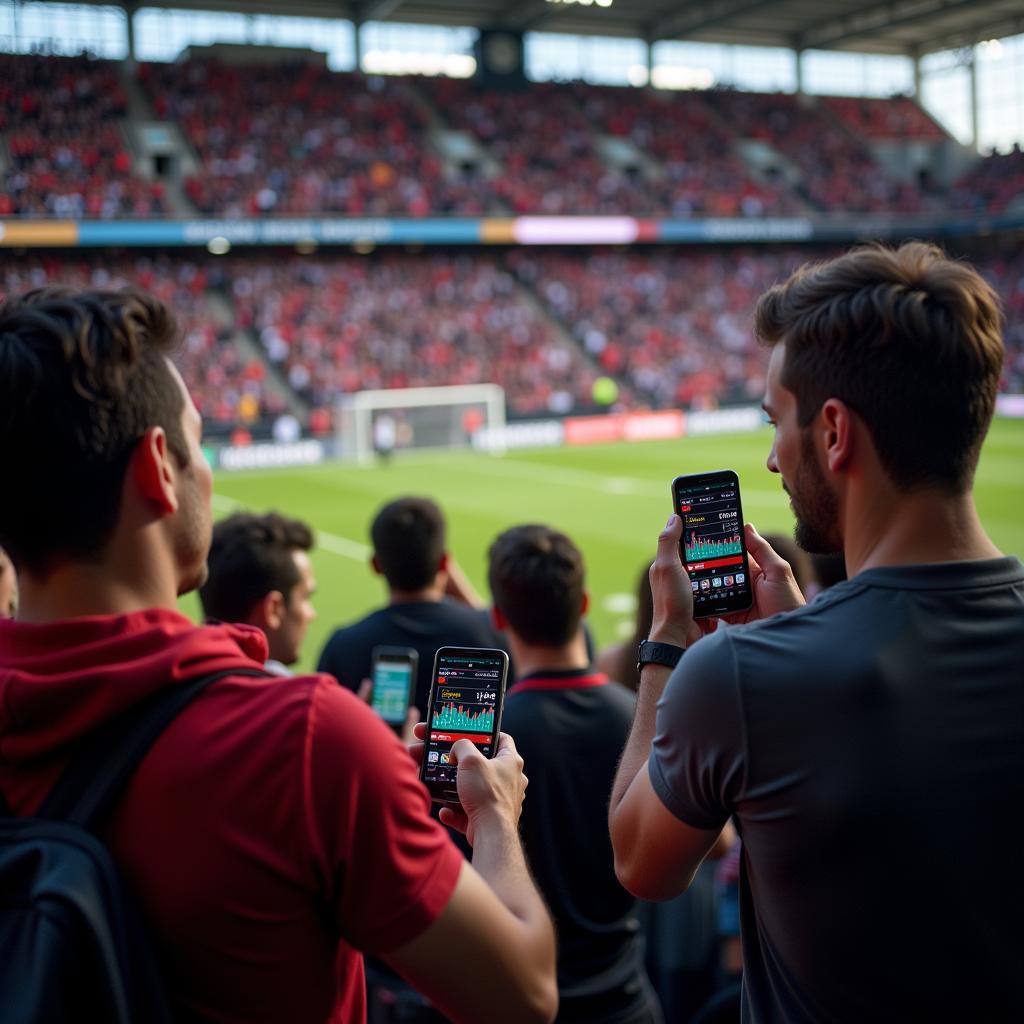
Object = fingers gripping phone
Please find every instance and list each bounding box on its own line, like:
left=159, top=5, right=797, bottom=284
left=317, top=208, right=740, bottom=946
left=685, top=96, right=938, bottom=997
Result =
left=672, top=469, right=754, bottom=618
left=370, top=646, right=418, bottom=729
left=420, top=647, right=509, bottom=804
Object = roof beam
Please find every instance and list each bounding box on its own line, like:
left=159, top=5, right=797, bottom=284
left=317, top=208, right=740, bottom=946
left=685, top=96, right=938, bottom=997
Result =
left=799, top=0, right=987, bottom=51
left=494, top=0, right=552, bottom=32
left=649, top=0, right=788, bottom=41
left=355, top=0, right=405, bottom=21
left=920, top=12, right=1024, bottom=54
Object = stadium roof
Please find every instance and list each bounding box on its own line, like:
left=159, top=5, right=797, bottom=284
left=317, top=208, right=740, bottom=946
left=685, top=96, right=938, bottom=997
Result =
left=107, top=0, right=1024, bottom=57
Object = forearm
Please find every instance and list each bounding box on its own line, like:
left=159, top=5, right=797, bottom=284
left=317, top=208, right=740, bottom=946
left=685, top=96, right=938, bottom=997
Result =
left=472, top=815, right=554, bottom=944
left=610, top=663, right=670, bottom=816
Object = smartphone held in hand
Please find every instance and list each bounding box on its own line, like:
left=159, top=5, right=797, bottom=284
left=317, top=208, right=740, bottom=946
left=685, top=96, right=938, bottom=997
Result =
left=420, top=647, right=509, bottom=804
left=672, top=469, right=754, bottom=617
left=370, top=646, right=418, bottom=728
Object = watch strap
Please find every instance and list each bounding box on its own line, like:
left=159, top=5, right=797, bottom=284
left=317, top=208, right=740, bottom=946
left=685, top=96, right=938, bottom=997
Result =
left=636, top=639, right=686, bottom=673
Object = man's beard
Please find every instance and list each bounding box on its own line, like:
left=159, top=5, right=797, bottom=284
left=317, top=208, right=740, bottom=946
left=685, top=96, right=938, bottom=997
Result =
left=788, top=431, right=842, bottom=555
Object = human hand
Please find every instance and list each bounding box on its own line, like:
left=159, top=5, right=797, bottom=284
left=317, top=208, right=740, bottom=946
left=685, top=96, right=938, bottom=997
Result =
left=443, top=556, right=484, bottom=608
left=648, top=514, right=701, bottom=648
left=717, top=523, right=805, bottom=627
left=440, top=733, right=528, bottom=847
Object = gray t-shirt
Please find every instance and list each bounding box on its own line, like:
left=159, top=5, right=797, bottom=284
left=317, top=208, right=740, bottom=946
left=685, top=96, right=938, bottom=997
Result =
left=650, top=557, right=1024, bottom=1024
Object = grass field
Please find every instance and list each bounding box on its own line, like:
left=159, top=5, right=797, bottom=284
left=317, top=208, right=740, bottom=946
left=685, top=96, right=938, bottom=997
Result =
left=183, top=419, right=1024, bottom=674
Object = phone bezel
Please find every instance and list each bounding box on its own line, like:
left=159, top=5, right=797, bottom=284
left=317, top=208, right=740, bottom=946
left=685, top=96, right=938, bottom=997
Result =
left=671, top=468, right=754, bottom=618
left=420, top=645, right=509, bottom=804
left=370, top=645, right=418, bottom=725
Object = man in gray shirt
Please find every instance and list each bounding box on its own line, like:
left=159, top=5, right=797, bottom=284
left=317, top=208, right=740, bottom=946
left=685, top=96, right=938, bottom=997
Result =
left=610, top=242, right=1024, bottom=1022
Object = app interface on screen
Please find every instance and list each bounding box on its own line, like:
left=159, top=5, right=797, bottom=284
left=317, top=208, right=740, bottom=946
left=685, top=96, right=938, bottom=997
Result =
left=677, top=478, right=751, bottom=607
left=373, top=660, right=413, bottom=723
left=423, top=651, right=504, bottom=789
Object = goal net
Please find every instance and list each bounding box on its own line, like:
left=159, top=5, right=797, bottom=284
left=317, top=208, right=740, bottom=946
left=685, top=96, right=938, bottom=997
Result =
left=335, top=383, right=507, bottom=463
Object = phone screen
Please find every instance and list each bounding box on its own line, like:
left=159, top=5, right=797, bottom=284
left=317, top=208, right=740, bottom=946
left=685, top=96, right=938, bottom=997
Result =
left=421, top=647, right=508, bottom=802
left=371, top=650, right=416, bottom=725
left=673, top=470, right=753, bottom=617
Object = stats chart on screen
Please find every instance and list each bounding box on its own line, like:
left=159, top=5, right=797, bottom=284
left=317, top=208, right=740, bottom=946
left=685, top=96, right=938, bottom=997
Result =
left=676, top=477, right=751, bottom=610
left=423, top=651, right=504, bottom=789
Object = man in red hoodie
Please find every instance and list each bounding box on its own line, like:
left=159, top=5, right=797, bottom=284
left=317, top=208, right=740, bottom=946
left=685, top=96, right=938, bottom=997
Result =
left=0, top=287, right=557, bottom=1024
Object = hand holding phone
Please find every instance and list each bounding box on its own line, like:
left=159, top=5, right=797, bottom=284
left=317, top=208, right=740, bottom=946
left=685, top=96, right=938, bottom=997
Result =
left=420, top=647, right=509, bottom=805
left=671, top=469, right=753, bottom=618
left=370, top=646, right=418, bottom=729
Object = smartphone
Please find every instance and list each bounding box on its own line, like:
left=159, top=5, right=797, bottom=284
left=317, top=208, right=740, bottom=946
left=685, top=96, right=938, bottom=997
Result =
left=420, top=646, right=510, bottom=804
left=370, top=646, right=418, bottom=727
left=671, top=469, right=754, bottom=618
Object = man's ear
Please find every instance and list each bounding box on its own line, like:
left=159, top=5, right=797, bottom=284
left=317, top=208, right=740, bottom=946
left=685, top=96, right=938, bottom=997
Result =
left=491, top=604, right=508, bottom=632
left=131, top=427, right=178, bottom=516
left=820, top=398, right=855, bottom=474
left=370, top=554, right=382, bottom=576
left=254, top=590, right=285, bottom=631
left=581, top=591, right=590, bottom=618
left=438, top=551, right=450, bottom=575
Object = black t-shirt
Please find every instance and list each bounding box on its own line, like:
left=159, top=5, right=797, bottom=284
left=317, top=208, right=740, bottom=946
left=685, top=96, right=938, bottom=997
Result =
left=651, top=557, right=1024, bottom=1023
left=317, top=599, right=510, bottom=716
left=503, top=669, right=659, bottom=1024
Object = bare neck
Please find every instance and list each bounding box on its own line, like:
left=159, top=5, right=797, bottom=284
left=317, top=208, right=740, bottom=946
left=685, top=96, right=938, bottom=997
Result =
left=507, top=628, right=590, bottom=680
left=844, top=484, right=1001, bottom=579
left=15, top=558, right=180, bottom=625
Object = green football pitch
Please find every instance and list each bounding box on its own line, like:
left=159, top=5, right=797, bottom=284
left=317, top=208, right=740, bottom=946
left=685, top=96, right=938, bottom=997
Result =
left=183, top=419, right=1024, bottom=674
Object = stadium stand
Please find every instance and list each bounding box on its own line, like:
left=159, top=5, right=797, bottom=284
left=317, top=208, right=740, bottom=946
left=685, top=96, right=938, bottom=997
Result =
left=821, top=95, right=948, bottom=140
left=0, top=54, right=167, bottom=218
left=224, top=252, right=603, bottom=416
left=951, top=146, right=1024, bottom=214
left=0, top=256, right=286, bottom=432
left=139, top=59, right=484, bottom=217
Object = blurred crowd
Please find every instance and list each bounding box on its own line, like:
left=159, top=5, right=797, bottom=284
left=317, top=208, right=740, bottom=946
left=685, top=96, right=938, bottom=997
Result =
left=1, top=54, right=1021, bottom=220
left=0, top=55, right=167, bottom=218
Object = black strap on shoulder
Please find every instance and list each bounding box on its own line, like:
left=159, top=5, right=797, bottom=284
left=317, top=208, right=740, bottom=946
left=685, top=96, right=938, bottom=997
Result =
left=37, top=668, right=269, bottom=831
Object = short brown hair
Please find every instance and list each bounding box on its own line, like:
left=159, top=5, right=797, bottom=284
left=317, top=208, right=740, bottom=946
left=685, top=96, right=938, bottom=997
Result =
left=371, top=497, right=446, bottom=591
left=488, top=525, right=585, bottom=647
left=755, top=242, right=1004, bottom=493
left=200, top=512, right=315, bottom=623
left=0, top=287, right=188, bottom=574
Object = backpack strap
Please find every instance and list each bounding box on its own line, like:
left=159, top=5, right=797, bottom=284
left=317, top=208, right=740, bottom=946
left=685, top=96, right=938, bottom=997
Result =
left=37, top=668, right=269, bottom=830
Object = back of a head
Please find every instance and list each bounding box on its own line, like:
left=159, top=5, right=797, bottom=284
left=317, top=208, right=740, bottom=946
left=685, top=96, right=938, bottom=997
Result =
left=199, top=511, right=314, bottom=623
left=755, top=242, right=1004, bottom=494
left=489, top=524, right=585, bottom=648
left=0, top=287, right=188, bottom=577
left=370, top=497, right=446, bottom=592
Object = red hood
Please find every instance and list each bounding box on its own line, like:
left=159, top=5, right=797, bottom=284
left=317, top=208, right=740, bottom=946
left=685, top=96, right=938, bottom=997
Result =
left=0, top=608, right=268, bottom=767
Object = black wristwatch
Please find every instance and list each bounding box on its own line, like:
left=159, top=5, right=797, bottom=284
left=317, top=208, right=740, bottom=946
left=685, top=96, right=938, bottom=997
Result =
left=636, top=639, right=686, bottom=674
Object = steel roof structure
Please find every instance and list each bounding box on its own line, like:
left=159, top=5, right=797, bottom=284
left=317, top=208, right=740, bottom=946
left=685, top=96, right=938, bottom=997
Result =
left=99, top=0, right=1024, bottom=58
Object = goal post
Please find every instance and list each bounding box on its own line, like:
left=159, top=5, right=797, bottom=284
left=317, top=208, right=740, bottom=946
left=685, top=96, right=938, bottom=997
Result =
left=335, top=383, right=507, bottom=464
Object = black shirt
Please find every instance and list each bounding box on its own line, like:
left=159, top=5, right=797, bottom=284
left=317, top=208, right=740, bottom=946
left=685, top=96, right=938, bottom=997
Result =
left=317, top=599, right=510, bottom=716
left=503, top=668, right=659, bottom=1024
left=652, top=557, right=1024, bottom=1023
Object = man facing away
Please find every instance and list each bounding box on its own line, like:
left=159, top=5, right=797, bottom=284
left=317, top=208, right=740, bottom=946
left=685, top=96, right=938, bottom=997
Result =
left=199, top=510, right=318, bottom=675
left=318, top=495, right=509, bottom=715
left=489, top=524, right=661, bottom=1024
left=610, top=242, right=1024, bottom=1022
left=0, top=287, right=557, bottom=1024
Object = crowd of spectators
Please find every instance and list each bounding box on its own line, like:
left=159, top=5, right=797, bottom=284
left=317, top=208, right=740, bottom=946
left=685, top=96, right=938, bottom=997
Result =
left=951, top=146, right=1024, bottom=215
left=821, top=95, right=947, bottom=139
left=139, top=59, right=485, bottom=217
left=0, top=54, right=167, bottom=218
left=0, top=256, right=284, bottom=433
left=224, top=253, right=601, bottom=419
left=576, top=83, right=801, bottom=217
left=981, top=247, right=1024, bottom=393
left=701, top=89, right=930, bottom=214
left=509, top=247, right=807, bottom=409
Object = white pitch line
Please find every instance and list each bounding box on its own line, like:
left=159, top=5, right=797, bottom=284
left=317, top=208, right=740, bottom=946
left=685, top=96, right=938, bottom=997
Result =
left=211, top=494, right=370, bottom=562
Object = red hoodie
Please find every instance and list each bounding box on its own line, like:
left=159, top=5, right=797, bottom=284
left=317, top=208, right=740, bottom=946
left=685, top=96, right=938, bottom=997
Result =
left=0, top=608, right=462, bottom=1023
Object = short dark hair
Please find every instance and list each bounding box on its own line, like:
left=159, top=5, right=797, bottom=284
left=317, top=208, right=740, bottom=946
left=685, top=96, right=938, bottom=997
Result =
left=488, top=525, right=585, bottom=647
left=755, top=242, right=1004, bottom=493
left=0, top=287, right=189, bottom=575
left=370, top=497, right=445, bottom=591
left=199, top=511, right=314, bottom=623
